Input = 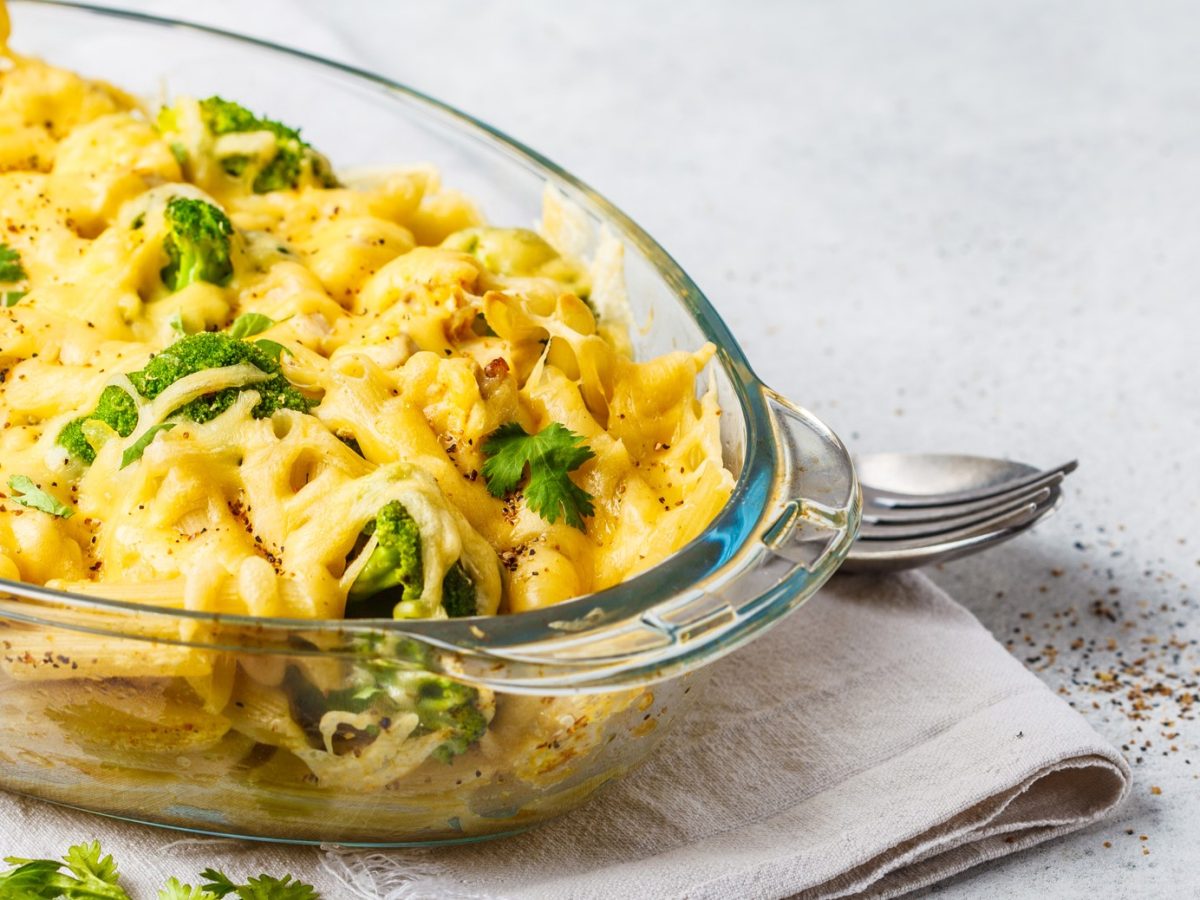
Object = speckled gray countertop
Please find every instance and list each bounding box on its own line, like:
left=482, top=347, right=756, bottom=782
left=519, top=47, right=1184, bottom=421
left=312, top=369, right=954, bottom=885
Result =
left=99, top=0, right=1200, bottom=894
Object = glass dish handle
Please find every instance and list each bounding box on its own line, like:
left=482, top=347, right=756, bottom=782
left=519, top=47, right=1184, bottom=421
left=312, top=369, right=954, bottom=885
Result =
left=447, top=386, right=861, bottom=693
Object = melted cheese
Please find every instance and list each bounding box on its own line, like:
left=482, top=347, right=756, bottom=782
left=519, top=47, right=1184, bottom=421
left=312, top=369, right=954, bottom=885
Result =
left=0, top=8, right=738, bottom=794
left=0, top=35, right=733, bottom=628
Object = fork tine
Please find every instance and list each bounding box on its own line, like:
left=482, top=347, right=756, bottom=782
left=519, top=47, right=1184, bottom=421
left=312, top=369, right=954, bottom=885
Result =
left=842, top=489, right=1062, bottom=572
left=862, top=477, right=1063, bottom=525
left=864, top=460, right=1077, bottom=510
left=858, top=486, right=1052, bottom=540
left=841, top=509, right=1050, bottom=572
left=859, top=487, right=1057, bottom=548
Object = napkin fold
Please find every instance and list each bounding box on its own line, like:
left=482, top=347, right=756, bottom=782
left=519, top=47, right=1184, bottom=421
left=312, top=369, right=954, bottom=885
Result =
left=0, top=572, right=1130, bottom=899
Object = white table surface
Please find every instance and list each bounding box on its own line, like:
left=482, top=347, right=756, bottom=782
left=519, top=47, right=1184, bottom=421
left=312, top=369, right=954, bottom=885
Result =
left=53, top=1, right=1200, bottom=896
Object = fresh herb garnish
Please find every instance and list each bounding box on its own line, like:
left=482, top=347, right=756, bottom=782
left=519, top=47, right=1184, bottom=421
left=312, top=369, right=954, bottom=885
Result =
left=1, top=840, right=125, bottom=898
left=481, top=421, right=595, bottom=529
left=120, top=423, right=176, bottom=469
left=0, top=244, right=28, bottom=306
left=0, top=842, right=320, bottom=899
left=6, top=474, right=74, bottom=518
left=0, top=243, right=27, bottom=283
left=158, top=877, right=219, bottom=900
left=253, top=339, right=290, bottom=362
left=227, top=312, right=274, bottom=340
left=199, top=869, right=319, bottom=900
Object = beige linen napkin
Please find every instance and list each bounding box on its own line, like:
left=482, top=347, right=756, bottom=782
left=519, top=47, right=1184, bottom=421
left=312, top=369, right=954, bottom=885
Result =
left=0, top=572, right=1129, bottom=899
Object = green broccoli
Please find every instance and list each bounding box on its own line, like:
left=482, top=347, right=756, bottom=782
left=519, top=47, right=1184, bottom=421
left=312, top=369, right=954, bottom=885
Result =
left=411, top=674, right=489, bottom=763
left=348, top=500, right=424, bottom=607
left=347, top=500, right=479, bottom=618
left=57, top=333, right=312, bottom=464
left=158, top=96, right=338, bottom=194
left=441, top=561, right=477, bottom=618
left=160, top=196, right=234, bottom=292
left=311, top=644, right=489, bottom=764
left=128, top=332, right=309, bottom=424
left=56, top=385, right=140, bottom=465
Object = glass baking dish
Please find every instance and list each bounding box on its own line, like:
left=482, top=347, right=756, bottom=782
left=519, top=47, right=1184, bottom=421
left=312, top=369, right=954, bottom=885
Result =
left=0, top=0, right=860, bottom=845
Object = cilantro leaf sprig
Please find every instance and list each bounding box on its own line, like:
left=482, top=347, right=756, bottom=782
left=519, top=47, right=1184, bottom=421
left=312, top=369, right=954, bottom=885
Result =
left=200, top=869, right=319, bottom=900
left=0, top=243, right=27, bottom=283
left=0, top=243, right=29, bottom=307
left=226, top=312, right=274, bottom=340
left=481, top=422, right=596, bottom=530
left=6, top=474, right=75, bottom=518
left=120, top=423, right=177, bottom=469
left=1, top=840, right=126, bottom=898
left=64, top=841, right=122, bottom=887
left=159, top=878, right=219, bottom=900
left=0, top=842, right=320, bottom=899
left=170, top=311, right=277, bottom=340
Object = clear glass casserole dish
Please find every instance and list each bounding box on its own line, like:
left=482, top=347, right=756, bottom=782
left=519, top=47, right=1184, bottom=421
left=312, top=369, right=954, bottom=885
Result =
left=0, top=0, right=860, bottom=845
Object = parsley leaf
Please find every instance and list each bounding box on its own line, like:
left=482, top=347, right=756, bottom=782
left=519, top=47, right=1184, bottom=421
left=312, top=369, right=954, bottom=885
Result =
left=197, top=870, right=238, bottom=898
left=481, top=422, right=595, bottom=529
left=63, top=841, right=121, bottom=887
left=0, top=843, right=129, bottom=898
left=0, top=856, right=80, bottom=899
left=199, top=870, right=318, bottom=900
left=227, top=312, right=274, bottom=340
left=252, top=339, right=290, bottom=363
left=6, top=474, right=75, bottom=519
left=4, top=289, right=27, bottom=307
left=0, top=846, right=319, bottom=900
left=239, top=875, right=320, bottom=900
left=158, top=877, right=219, bottom=900
left=120, top=423, right=176, bottom=469
left=0, top=243, right=27, bottom=283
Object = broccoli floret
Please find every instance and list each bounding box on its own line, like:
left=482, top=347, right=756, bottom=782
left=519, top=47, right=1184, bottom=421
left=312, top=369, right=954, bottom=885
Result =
left=56, top=420, right=92, bottom=463
left=441, top=562, right=477, bottom=618
left=160, top=196, right=234, bottom=292
left=412, top=675, right=489, bottom=763
left=56, top=385, right=140, bottom=465
left=156, top=96, right=338, bottom=193
left=348, top=500, right=424, bottom=607
left=347, top=501, right=479, bottom=618
left=292, top=653, right=489, bottom=764
left=347, top=645, right=489, bottom=764
left=197, top=96, right=338, bottom=193
left=56, top=333, right=312, bottom=464
left=199, top=95, right=267, bottom=135
left=129, top=332, right=310, bottom=424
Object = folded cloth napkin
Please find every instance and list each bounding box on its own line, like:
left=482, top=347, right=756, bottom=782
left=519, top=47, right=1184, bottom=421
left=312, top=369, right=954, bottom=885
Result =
left=0, top=572, right=1130, bottom=899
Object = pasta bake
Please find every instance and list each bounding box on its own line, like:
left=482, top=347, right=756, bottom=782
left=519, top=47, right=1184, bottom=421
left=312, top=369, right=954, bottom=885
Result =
left=0, top=1, right=733, bottom=797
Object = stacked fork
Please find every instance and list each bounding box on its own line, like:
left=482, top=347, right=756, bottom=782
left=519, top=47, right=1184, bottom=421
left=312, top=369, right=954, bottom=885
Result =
left=842, top=454, right=1078, bottom=573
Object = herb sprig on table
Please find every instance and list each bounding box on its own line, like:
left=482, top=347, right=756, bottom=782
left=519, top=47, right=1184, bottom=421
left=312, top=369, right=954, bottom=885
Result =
left=0, top=841, right=320, bottom=899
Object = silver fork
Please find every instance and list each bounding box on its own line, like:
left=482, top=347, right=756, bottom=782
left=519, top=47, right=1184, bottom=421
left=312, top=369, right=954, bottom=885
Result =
left=841, top=454, right=1077, bottom=573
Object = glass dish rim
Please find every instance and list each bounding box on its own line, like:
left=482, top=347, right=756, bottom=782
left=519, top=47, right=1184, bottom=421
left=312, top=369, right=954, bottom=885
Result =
left=1, top=0, right=855, bottom=667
